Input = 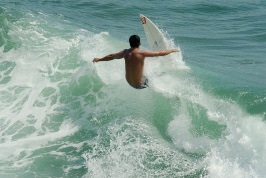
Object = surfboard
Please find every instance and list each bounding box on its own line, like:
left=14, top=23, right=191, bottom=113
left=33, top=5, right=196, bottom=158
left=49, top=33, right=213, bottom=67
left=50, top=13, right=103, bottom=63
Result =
left=140, top=14, right=167, bottom=51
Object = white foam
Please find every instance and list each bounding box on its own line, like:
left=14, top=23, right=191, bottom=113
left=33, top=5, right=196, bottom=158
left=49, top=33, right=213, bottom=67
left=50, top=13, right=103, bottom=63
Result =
left=83, top=118, right=201, bottom=177
left=90, top=32, right=125, bottom=84
left=205, top=149, right=258, bottom=178
left=166, top=78, right=266, bottom=177
left=0, top=11, right=86, bottom=172
left=0, top=120, right=78, bottom=167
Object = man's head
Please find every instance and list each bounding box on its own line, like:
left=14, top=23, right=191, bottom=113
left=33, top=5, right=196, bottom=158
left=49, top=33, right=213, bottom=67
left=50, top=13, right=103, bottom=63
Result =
left=129, top=35, right=140, bottom=48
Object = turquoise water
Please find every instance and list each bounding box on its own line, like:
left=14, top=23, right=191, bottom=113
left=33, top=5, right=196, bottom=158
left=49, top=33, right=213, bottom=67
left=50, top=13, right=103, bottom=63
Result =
left=0, top=1, right=266, bottom=177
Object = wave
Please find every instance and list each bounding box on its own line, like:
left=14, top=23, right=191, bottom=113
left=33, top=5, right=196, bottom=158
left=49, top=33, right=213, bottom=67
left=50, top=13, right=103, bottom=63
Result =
left=0, top=4, right=266, bottom=178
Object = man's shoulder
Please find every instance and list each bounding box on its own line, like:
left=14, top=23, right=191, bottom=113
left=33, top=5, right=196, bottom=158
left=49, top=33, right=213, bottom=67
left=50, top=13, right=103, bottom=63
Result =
left=134, top=49, right=146, bottom=54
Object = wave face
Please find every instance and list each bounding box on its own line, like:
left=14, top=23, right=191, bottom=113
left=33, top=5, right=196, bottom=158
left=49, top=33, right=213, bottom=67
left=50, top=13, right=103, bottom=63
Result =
left=0, top=1, right=266, bottom=177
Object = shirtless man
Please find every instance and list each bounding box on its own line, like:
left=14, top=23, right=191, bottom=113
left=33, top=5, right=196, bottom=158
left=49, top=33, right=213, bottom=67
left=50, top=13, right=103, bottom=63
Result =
left=93, top=35, right=179, bottom=89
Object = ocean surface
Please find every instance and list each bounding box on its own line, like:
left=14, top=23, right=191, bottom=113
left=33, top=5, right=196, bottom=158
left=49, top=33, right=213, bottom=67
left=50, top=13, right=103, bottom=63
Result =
left=0, top=0, right=266, bottom=177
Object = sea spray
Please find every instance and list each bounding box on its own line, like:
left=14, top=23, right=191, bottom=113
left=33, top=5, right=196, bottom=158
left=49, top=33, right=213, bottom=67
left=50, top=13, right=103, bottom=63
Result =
left=83, top=118, right=203, bottom=177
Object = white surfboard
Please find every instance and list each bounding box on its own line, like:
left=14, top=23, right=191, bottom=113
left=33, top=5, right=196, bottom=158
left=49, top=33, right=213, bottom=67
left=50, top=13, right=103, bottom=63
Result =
left=140, top=14, right=167, bottom=51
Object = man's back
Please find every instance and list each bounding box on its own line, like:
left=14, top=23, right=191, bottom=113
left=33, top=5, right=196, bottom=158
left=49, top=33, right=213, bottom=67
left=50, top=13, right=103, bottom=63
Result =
left=124, top=48, right=145, bottom=88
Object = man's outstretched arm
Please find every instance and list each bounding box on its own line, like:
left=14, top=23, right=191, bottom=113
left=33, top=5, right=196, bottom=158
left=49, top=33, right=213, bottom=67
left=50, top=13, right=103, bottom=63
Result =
left=93, top=49, right=125, bottom=63
left=142, top=49, right=179, bottom=57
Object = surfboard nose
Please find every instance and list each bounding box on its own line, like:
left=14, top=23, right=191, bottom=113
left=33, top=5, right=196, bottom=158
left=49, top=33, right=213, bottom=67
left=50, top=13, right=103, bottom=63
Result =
left=140, top=14, right=146, bottom=24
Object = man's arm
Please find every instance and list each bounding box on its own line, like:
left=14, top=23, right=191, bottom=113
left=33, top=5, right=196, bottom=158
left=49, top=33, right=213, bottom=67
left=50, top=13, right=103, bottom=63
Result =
left=142, top=49, right=179, bottom=57
left=93, top=49, right=125, bottom=63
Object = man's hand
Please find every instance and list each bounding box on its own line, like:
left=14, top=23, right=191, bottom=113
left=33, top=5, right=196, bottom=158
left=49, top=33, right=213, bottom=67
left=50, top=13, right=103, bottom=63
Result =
left=172, top=49, right=179, bottom=52
left=93, top=58, right=100, bottom=63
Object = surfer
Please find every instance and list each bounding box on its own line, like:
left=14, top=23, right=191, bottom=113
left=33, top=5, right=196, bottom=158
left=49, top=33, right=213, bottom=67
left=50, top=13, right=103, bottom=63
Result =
left=92, top=35, right=179, bottom=89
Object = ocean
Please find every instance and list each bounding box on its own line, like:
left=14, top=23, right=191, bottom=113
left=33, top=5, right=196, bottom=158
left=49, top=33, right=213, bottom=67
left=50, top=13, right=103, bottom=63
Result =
left=0, top=0, right=266, bottom=177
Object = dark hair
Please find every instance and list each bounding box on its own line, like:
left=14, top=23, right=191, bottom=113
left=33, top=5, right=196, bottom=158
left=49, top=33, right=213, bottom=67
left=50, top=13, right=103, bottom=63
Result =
left=129, top=35, right=140, bottom=48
